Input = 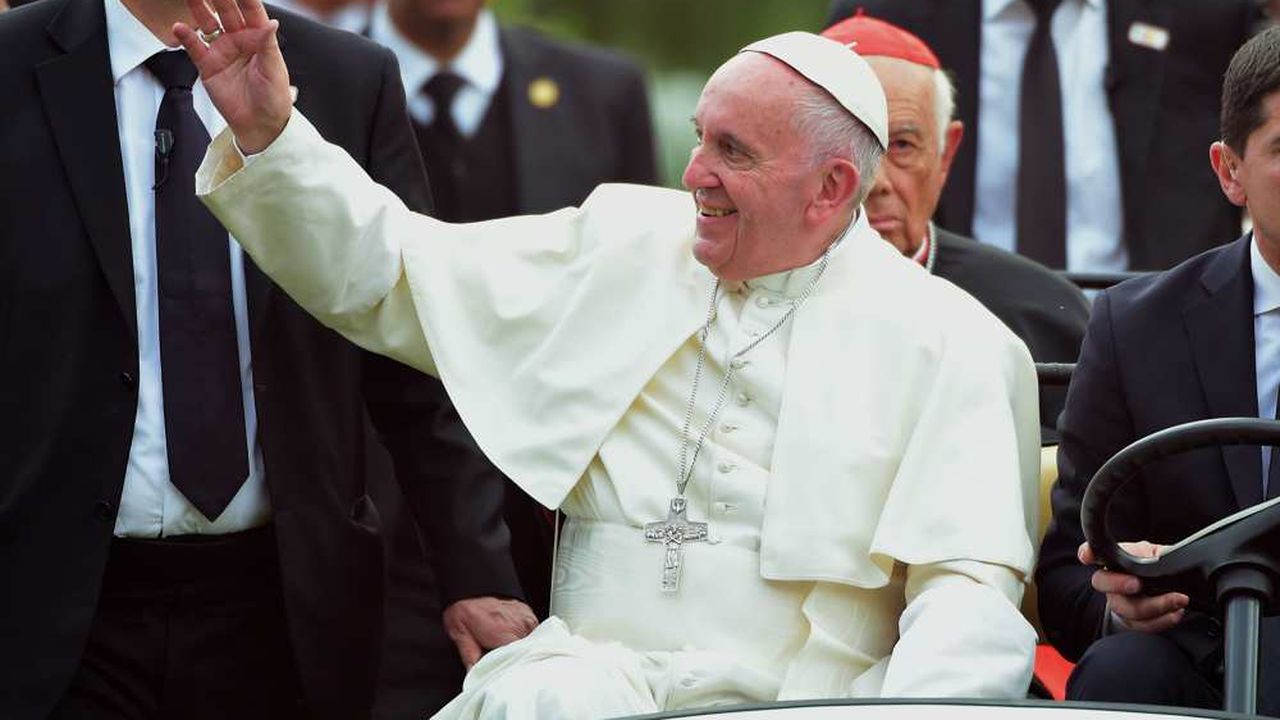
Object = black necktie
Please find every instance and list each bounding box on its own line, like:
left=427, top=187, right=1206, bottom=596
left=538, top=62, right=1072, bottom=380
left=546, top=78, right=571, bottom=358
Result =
left=1268, top=384, right=1280, bottom=499
left=1016, top=0, right=1068, bottom=269
left=145, top=50, right=248, bottom=521
left=423, top=71, right=465, bottom=147
left=421, top=71, right=466, bottom=219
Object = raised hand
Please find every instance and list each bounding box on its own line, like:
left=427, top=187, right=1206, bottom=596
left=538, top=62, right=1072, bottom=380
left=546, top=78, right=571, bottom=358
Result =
left=173, top=0, right=291, bottom=154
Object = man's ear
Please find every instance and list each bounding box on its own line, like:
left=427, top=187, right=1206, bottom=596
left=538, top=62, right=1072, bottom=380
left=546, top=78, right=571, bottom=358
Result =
left=810, top=158, right=862, bottom=223
left=1210, top=141, right=1248, bottom=208
left=939, top=120, right=964, bottom=182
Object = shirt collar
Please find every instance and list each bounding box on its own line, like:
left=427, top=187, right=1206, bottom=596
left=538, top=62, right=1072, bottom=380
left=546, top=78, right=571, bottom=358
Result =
left=983, top=0, right=1101, bottom=21
left=104, top=0, right=171, bottom=84
left=742, top=211, right=860, bottom=299
left=370, top=6, right=502, bottom=97
left=1252, top=235, right=1280, bottom=316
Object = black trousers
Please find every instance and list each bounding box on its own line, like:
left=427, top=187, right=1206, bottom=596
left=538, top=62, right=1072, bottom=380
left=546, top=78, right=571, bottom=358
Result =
left=49, top=527, right=307, bottom=720
left=1069, top=621, right=1280, bottom=716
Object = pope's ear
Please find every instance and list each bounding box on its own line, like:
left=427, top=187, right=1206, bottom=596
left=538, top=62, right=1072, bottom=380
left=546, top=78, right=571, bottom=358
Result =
left=812, top=158, right=861, bottom=221
left=1210, top=141, right=1248, bottom=208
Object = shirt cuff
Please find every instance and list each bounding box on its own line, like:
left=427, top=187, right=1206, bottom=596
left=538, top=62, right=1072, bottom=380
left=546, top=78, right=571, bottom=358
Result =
left=233, top=137, right=264, bottom=167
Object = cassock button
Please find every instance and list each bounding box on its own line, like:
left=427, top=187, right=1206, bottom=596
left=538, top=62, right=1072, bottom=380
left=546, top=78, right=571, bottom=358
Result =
left=729, top=358, right=748, bottom=371
left=93, top=500, right=116, bottom=522
left=755, top=295, right=772, bottom=309
left=735, top=392, right=752, bottom=407
left=719, top=422, right=738, bottom=434
left=717, top=461, right=736, bottom=474
left=119, top=371, right=137, bottom=389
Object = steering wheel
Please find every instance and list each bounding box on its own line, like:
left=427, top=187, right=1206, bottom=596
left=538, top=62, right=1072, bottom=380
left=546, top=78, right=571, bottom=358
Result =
left=1080, top=417, right=1280, bottom=714
left=1081, top=417, right=1280, bottom=609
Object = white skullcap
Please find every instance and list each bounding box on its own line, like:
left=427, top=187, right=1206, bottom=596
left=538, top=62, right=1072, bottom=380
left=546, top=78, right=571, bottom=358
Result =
left=739, top=31, right=888, bottom=149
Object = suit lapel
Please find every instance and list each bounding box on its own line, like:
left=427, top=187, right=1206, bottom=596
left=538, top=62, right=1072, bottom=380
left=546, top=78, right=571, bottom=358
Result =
left=501, top=29, right=567, bottom=212
left=1107, top=0, right=1169, bottom=259
left=35, top=0, right=137, bottom=341
left=1183, top=237, right=1260, bottom=509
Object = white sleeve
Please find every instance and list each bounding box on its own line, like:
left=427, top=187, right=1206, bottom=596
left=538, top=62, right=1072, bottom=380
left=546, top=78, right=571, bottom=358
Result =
left=879, top=559, right=1037, bottom=698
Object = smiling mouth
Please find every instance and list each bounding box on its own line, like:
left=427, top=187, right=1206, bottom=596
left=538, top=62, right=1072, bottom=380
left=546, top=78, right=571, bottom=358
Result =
left=699, top=206, right=737, bottom=218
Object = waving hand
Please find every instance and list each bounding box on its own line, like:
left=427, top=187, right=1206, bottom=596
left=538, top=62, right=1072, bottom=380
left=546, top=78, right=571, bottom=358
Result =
left=173, top=0, right=292, bottom=153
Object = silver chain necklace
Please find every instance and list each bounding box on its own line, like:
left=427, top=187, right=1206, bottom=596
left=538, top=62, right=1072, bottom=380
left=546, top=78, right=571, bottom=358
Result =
left=924, top=222, right=938, bottom=274
left=643, top=239, right=837, bottom=593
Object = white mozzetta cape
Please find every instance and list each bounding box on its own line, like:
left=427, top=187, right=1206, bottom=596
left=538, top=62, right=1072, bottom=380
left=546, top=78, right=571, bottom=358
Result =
left=197, top=111, right=1042, bottom=591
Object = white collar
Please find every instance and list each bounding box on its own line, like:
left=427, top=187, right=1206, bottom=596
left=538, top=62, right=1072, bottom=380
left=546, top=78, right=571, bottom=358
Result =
left=104, top=0, right=172, bottom=84
left=1252, top=235, right=1280, bottom=316
left=983, top=0, right=1101, bottom=21
left=370, top=6, right=502, bottom=97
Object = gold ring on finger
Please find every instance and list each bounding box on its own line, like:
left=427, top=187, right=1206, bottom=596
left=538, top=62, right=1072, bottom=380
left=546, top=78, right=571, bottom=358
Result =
left=198, top=26, right=224, bottom=44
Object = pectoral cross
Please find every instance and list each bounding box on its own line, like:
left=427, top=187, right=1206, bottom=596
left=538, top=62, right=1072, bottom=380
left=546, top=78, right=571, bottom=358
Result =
left=644, top=497, right=708, bottom=593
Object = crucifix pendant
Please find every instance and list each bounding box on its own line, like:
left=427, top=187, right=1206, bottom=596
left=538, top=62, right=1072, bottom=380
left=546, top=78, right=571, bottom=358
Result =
left=644, top=496, right=708, bottom=593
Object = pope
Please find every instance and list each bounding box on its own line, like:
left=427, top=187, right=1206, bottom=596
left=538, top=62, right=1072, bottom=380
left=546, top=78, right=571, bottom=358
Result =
left=175, top=0, right=1043, bottom=714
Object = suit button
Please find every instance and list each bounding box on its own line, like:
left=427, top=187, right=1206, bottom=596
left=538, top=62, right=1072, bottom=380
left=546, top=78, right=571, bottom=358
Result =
left=119, top=371, right=136, bottom=389
left=93, top=500, right=116, bottom=522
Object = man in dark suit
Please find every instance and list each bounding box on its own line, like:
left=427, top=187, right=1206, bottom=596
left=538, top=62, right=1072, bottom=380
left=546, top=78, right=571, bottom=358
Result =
left=366, top=0, right=658, bottom=622
left=827, top=0, right=1259, bottom=272
left=0, top=0, right=533, bottom=717
left=1037, top=25, right=1280, bottom=710
left=821, top=12, right=1089, bottom=435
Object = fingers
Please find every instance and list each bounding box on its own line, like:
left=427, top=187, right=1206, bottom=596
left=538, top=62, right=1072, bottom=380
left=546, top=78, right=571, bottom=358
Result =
left=1119, top=540, right=1166, bottom=558
left=209, top=0, right=245, bottom=33
left=187, top=0, right=222, bottom=37
left=173, top=23, right=211, bottom=66
left=1077, top=542, right=1096, bottom=566
left=449, top=626, right=484, bottom=669
left=1091, top=568, right=1140, bottom=595
left=237, top=0, right=271, bottom=29
left=1109, top=592, right=1189, bottom=633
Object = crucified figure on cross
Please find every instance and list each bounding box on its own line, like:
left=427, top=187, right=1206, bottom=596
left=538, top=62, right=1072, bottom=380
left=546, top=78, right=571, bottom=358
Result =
left=644, top=497, right=708, bottom=593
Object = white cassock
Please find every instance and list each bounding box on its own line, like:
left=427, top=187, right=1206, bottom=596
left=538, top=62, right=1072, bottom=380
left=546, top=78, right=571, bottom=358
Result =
left=196, top=111, right=1042, bottom=718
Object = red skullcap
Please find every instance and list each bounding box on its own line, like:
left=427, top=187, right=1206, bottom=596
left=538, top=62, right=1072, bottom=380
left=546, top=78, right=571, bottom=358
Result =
left=821, top=8, right=941, bottom=70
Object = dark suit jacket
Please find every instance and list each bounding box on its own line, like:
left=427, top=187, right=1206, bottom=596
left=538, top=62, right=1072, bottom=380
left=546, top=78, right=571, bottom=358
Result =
left=0, top=1, right=520, bottom=718
left=932, top=226, right=1090, bottom=435
left=498, top=25, right=657, bottom=213
left=828, top=0, right=1256, bottom=271
left=1036, top=236, right=1261, bottom=662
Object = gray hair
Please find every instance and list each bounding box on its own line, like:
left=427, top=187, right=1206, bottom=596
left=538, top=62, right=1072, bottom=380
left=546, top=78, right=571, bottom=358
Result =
left=932, top=68, right=957, bottom=157
left=791, top=82, right=885, bottom=207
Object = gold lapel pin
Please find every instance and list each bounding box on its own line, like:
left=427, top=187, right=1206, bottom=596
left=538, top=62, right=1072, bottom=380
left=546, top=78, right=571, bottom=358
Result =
left=528, top=77, right=560, bottom=109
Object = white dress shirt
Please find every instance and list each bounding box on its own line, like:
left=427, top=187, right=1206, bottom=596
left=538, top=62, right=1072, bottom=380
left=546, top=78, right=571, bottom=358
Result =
left=1252, top=238, right=1280, bottom=492
left=105, top=0, right=268, bottom=537
left=975, top=0, right=1127, bottom=272
left=369, top=6, right=502, bottom=138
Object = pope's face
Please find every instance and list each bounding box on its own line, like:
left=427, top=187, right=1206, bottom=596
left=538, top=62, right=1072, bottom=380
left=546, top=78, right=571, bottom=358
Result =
left=681, top=55, right=830, bottom=282
left=862, top=56, right=960, bottom=256
left=1212, top=91, right=1280, bottom=269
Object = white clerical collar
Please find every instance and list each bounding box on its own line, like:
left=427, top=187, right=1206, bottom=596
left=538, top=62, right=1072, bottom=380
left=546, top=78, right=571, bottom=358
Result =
left=104, top=0, right=172, bottom=84
left=742, top=211, right=860, bottom=298
left=984, top=0, right=1099, bottom=21
left=371, top=5, right=502, bottom=98
left=1252, top=235, right=1280, bottom=317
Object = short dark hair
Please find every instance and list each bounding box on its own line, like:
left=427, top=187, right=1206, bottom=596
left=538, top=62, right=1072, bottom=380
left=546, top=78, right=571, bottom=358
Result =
left=1222, top=26, right=1280, bottom=154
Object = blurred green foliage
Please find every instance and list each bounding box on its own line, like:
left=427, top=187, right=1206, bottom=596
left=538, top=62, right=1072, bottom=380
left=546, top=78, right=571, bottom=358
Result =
left=491, top=0, right=832, bottom=186
left=492, top=0, right=829, bottom=72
